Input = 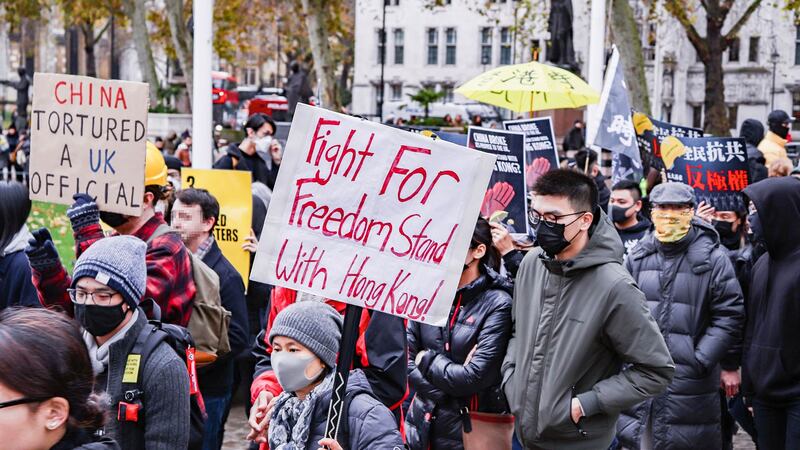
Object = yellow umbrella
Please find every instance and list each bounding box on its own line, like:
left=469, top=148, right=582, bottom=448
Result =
left=455, top=61, right=600, bottom=112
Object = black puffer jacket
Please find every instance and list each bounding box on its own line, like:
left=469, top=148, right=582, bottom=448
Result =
left=617, top=220, right=744, bottom=450
left=405, top=267, right=513, bottom=450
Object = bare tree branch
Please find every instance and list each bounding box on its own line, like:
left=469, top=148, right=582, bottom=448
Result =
left=91, top=18, right=112, bottom=46
left=724, top=0, right=763, bottom=42
left=664, top=0, right=709, bottom=59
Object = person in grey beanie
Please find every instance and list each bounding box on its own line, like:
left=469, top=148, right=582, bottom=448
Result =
left=68, top=235, right=190, bottom=450
left=248, top=301, right=404, bottom=450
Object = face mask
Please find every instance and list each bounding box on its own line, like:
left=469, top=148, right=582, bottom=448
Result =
left=254, top=135, right=273, bottom=153
left=770, top=122, right=790, bottom=139
left=271, top=351, right=324, bottom=393
left=652, top=209, right=693, bottom=243
left=609, top=205, right=632, bottom=224
left=747, top=212, right=766, bottom=246
left=99, top=211, right=129, bottom=228
left=74, top=302, right=129, bottom=336
left=535, top=214, right=585, bottom=257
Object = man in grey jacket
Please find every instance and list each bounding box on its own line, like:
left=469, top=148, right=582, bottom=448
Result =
left=502, top=169, right=674, bottom=450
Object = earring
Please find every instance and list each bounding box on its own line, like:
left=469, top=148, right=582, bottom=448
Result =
left=46, top=422, right=59, bottom=430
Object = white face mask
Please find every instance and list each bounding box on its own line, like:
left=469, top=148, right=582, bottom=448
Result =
left=254, top=135, right=272, bottom=153
left=271, top=351, right=324, bottom=393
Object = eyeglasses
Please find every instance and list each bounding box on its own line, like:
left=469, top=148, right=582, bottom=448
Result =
left=0, top=397, right=49, bottom=410
left=67, top=289, right=120, bottom=305
left=528, top=209, right=587, bottom=228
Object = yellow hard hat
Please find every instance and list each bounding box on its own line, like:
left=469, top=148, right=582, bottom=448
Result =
left=145, top=141, right=168, bottom=187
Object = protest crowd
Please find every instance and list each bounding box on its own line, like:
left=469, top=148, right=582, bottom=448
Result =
left=1, top=62, right=800, bottom=450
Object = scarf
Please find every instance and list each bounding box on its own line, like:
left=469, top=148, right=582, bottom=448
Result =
left=268, top=371, right=335, bottom=450
left=83, top=309, right=140, bottom=375
left=2, top=225, right=32, bottom=256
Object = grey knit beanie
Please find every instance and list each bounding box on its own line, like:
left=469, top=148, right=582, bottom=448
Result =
left=71, top=236, right=147, bottom=309
left=269, top=301, right=343, bottom=368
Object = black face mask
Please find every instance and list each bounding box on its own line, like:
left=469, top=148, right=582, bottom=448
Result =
left=609, top=205, right=632, bottom=224
left=535, top=214, right=584, bottom=257
left=769, top=122, right=790, bottom=140
left=74, top=302, right=129, bottom=336
left=99, top=211, right=129, bottom=228
left=713, top=220, right=740, bottom=249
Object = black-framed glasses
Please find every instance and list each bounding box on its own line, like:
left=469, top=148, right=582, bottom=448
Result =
left=528, top=209, right=587, bottom=228
left=0, top=397, right=49, bottom=410
left=67, top=289, right=119, bottom=305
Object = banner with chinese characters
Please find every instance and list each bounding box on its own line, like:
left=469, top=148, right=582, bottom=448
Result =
left=633, top=112, right=702, bottom=172
left=663, top=136, right=749, bottom=211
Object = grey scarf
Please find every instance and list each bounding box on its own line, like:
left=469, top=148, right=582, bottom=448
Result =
left=268, top=371, right=334, bottom=450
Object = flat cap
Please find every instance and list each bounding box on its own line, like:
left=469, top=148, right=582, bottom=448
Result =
left=650, top=182, right=696, bottom=206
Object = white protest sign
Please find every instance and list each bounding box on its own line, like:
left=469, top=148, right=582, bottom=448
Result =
left=251, top=104, right=496, bottom=326
left=29, top=73, right=149, bottom=215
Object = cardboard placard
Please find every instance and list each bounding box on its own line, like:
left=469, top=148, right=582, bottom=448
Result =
left=29, top=73, right=149, bottom=215
left=251, top=104, right=496, bottom=326
left=181, top=168, right=253, bottom=288
left=467, top=126, right=528, bottom=235
left=664, top=136, right=749, bottom=211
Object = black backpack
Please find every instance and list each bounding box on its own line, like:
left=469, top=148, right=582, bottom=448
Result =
left=118, top=299, right=207, bottom=449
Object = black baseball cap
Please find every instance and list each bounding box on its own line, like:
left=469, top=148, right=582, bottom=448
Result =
left=767, top=110, right=793, bottom=125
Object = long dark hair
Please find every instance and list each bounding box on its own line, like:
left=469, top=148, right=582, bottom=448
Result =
left=0, top=308, right=106, bottom=432
left=471, top=217, right=501, bottom=272
left=0, top=181, right=31, bottom=252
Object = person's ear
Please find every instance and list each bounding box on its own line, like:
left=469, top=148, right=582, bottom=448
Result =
left=143, top=191, right=156, bottom=208
left=579, top=212, right=594, bottom=231
left=471, top=243, right=487, bottom=261
left=634, top=200, right=642, bottom=213
left=203, top=216, right=216, bottom=234
left=40, top=397, right=69, bottom=432
left=591, top=165, right=599, bottom=177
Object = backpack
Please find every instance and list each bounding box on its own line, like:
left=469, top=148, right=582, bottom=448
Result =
left=146, top=224, right=232, bottom=364
left=119, top=300, right=206, bottom=449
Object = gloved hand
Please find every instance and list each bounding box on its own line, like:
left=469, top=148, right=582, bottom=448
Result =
left=25, top=228, right=62, bottom=272
left=66, top=193, right=100, bottom=231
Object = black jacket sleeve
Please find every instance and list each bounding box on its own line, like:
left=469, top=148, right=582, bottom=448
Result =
left=361, top=311, right=408, bottom=408
left=407, top=321, right=447, bottom=403
left=252, top=328, right=272, bottom=378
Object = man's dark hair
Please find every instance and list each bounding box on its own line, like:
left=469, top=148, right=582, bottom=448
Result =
left=243, top=113, right=276, bottom=136
left=533, top=169, right=598, bottom=213
left=573, top=149, right=597, bottom=174
left=612, top=180, right=641, bottom=202
left=176, top=188, right=220, bottom=228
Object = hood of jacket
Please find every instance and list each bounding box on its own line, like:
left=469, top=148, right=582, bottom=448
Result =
left=541, top=209, right=624, bottom=276
left=740, top=119, right=765, bottom=147
left=630, top=218, right=720, bottom=273
left=743, top=176, right=800, bottom=259
left=1, top=225, right=32, bottom=256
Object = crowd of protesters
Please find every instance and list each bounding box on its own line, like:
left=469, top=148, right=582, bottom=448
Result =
left=0, top=108, right=799, bottom=450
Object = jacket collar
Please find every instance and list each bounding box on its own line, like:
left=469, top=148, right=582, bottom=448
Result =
left=201, top=239, right=223, bottom=267
left=131, top=213, right=168, bottom=242
left=764, top=130, right=788, bottom=147
left=630, top=219, right=719, bottom=274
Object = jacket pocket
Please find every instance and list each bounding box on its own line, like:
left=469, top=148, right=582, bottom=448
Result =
left=540, top=388, right=585, bottom=440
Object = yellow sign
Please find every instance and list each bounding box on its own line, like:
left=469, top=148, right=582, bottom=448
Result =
left=123, top=354, right=141, bottom=383
left=181, top=168, right=253, bottom=288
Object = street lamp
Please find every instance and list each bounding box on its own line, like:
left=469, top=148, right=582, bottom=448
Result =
left=770, top=48, right=780, bottom=111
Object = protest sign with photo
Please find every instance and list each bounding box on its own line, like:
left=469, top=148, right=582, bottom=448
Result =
left=251, top=104, right=496, bottom=326
left=663, top=136, right=749, bottom=211
left=29, top=73, right=149, bottom=215
left=467, top=126, right=527, bottom=235
left=503, top=117, right=559, bottom=176
left=633, top=112, right=702, bottom=172
left=182, top=168, right=253, bottom=288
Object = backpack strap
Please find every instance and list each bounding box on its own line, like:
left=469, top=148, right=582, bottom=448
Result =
left=117, top=317, right=168, bottom=426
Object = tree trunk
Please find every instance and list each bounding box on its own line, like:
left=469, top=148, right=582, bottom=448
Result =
left=299, top=0, right=339, bottom=109
left=165, top=0, right=193, bottom=108
left=703, top=17, right=729, bottom=136
left=609, top=0, right=651, bottom=114
left=80, top=23, right=97, bottom=78
left=122, top=0, right=159, bottom=108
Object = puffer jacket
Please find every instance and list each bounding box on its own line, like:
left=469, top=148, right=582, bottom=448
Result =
left=405, top=267, right=513, bottom=450
left=617, top=219, right=744, bottom=450
left=757, top=131, right=788, bottom=166
left=51, top=429, right=120, bottom=450
left=302, top=369, right=404, bottom=450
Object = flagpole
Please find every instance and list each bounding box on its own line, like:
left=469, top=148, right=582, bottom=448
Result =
left=585, top=0, right=607, bottom=144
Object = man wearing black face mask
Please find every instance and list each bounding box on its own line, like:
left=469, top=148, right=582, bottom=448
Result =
left=27, top=142, right=197, bottom=327
left=758, top=110, right=793, bottom=167
left=67, top=235, right=190, bottom=449
left=609, top=180, right=651, bottom=257
left=502, top=169, right=673, bottom=450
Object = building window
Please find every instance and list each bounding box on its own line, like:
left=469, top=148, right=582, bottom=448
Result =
left=500, top=27, right=512, bottom=64
left=531, top=39, right=542, bottom=61
left=749, top=36, right=759, bottom=63
left=728, top=38, right=740, bottom=62
left=796, top=26, right=800, bottom=65
left=394, top=29, right=404, bottom=65
left=442, top=84, right=454, bottom=102
left=427, top=28, right=439, bottom=65
left=384, top=0, right=399, bottom=5
left=390, top=83, right=403, bottom=101
left=242, top=67, right=257, bottom=86
left=377, top=29, right=385, bottom=64
left=728, top=104, right=738, bottom=127
left=692, top=105, right=703, bottom=129
left=445, top=28, right=457, bottom=65
left=480, top=27, right=492, bottom=65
